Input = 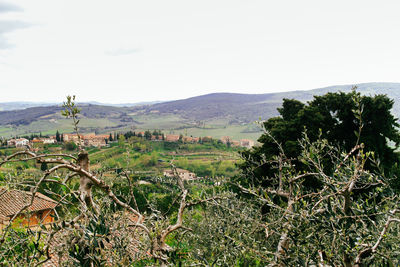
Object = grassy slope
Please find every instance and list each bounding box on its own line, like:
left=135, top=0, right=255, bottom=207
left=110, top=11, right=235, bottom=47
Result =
left=86, top=139, right=240, bottom=178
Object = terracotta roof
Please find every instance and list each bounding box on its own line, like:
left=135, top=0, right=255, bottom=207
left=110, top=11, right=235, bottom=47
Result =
left=0, top=189, right=58, bottom=217
left=165, top=134, right=180, bottom=142
left=0, top=214, right=8, bottom=222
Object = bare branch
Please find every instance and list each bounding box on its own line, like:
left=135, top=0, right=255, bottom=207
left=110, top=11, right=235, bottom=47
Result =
left=354, top=209, right=400, bottom=265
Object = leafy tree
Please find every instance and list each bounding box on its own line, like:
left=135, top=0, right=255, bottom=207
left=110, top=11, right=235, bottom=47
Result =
left=124, top=131, right=135, bottom=139
left=239, top=88, right=400, bottom=187
left=152, top=130, right=160, bottom=140
left=144, top=130, right=152, bottom=140
left=40, top=162, right=48, bottom=171
left=64, top=141, right=77, bottom=151
left=118, top=134, right=125, bottom=147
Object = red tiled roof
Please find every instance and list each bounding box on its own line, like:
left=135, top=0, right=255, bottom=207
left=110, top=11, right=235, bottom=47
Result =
left=0, top=189, right=58, bottom=217
left=165, top=134, right=180, bottom=142
left=0, top=214, right=8, bottom=222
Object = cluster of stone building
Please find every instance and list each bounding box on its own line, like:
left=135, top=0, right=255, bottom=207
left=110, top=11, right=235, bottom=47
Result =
left=163, top=168, right=197, bottom=181
left=7, top=137, right=58, bottom=148
left=62, top=133, right=110, bottom=147
left=6, top=132, right=255, bottom=149
left=135, top=131, right=255, bottom=149
left=219, top=136, right=255, bottom=149
left=5, top=133, right=110, bottom=148
left=6, top=138, right=31, bottom=147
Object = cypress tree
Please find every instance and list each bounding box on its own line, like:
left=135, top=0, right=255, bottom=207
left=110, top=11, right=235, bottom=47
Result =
left=56, top=130, right=61, bottom=142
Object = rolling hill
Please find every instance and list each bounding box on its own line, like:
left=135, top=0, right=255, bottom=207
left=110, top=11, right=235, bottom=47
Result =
left=145, top=82, right=400, bottom=122
left=1, top=82, right=399, bottom=140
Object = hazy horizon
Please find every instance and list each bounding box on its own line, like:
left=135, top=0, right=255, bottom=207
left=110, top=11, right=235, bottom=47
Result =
left=1, top=81, right=399, bottom=105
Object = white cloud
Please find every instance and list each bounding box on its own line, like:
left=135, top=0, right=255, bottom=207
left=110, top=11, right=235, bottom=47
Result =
left=0, top=2, right=28, bottom=49
left=0, top=2, right=22, bottom=13
left=0, top=20, right=30, bottom=49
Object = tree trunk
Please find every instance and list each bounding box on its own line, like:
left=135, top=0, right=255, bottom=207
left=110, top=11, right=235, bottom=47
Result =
left=77, top=150, right=99, bottom=213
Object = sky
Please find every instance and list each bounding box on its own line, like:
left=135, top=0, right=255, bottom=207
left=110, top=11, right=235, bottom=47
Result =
left=1, top=0, right=400, bottom=103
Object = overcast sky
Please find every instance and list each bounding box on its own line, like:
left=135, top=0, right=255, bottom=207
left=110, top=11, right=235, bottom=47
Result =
left=1, top=0, right=400, bottom=103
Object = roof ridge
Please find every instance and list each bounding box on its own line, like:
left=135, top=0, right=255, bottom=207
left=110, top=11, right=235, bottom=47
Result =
left=26, top=191, right=58, bottom=204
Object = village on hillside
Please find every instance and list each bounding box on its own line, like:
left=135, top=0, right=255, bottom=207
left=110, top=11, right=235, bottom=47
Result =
left=3, top=131, right=255, bottom=149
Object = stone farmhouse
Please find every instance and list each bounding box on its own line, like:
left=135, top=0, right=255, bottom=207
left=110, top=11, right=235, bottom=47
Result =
left=182, top=136, right=199, bottom=143
left=0, top=189, right=57, bottom=229
left=83, top=134, right=109, bottom=147
left=219, top=136, right=255, bottom=148
left=163, top=168, right=197, bottom=181
left=165, top=134, right=180, bottom=142
left=240, top=139, right=255, bottom=149
left=31, top=138, right=57, bottom=145
left=62, top=133, right=84, bottom=143
left=7, top=138, right=29, bottom=148
left=63, top=133, right=109, bottom=147
left=231, top=140, right=240, bottom=147
left=151, top=135, right=163, bottom=141
left=220, top=136, right=233, bottom=144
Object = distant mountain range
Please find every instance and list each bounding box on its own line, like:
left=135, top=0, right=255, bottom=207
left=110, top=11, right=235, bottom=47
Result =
left=144, top=82, right=400, bottom=122
left=0, top=102, right=57, bottom=111
left=0, top=82, right=399, bottom=140
left=0, top=101, right=162, bottom=111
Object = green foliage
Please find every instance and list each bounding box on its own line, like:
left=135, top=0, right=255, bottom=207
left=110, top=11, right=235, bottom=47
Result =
left=239, top=89, right=400, bottom=188
left=118, top=134, right=125, bottom=147
left=184, top=194, right=267, bottom=266
left=264, top=136, right=400, bottom=265
left=144, top=130, right=152, bottom=140
left=0, top=226, right=46, bottom=265
left=56, top=130, right=61, bottom=142
left=163, top=141, right=179, bottom=151
left=67, top=213, right=110, bottom=267
left=40, top=162, right=48, bottom=171
left=64, top=141, right=77, bottom=151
